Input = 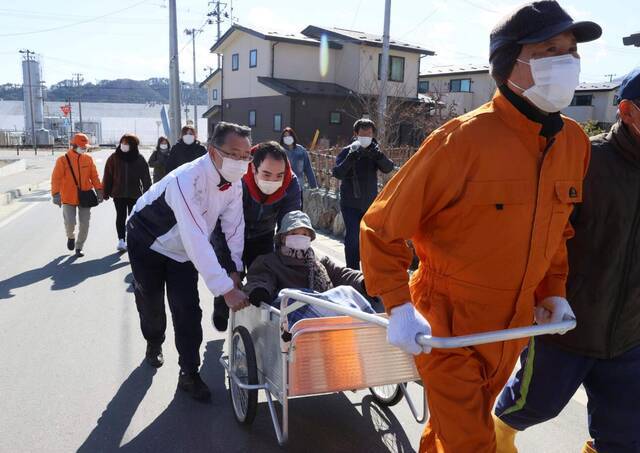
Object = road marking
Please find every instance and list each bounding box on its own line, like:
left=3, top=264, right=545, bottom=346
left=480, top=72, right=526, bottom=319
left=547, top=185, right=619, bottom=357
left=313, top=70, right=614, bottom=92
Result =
left=0, top=203, right=38, bottom=229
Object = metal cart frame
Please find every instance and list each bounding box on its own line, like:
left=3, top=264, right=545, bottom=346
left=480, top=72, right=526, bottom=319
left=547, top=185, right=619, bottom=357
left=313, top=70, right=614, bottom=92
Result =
left=219, top=289, right=576, bottom=446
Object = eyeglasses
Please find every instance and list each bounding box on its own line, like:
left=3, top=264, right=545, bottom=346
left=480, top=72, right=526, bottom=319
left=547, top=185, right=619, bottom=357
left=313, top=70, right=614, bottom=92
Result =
left=214, top=146, right=252, bottom=162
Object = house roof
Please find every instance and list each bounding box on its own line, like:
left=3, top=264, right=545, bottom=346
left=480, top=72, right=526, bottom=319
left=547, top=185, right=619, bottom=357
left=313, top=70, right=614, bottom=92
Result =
left=575, top=82, right=621, bottom=92
left=210, top=24, right=343, bottom=53
left=199, top=68, right=220, bottom=88
left=201, top=104, right=220, bottom=119
left=257, top=77, right=352, bottom=96
left=420, top=64, right=490, bottom=77
left=301, top=26, right=434, bottom=55
left=623, top=32, right=640, bottom=47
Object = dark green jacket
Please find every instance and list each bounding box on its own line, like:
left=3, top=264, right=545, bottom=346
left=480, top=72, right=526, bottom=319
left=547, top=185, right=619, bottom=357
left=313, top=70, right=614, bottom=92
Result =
left=546, top=121, right=640, bottom=358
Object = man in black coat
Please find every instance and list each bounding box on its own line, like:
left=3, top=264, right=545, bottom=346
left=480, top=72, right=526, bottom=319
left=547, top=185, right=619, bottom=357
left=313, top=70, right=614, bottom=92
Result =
left=332, top=119, right=394, bottom=269
left=165, top=125, right=207, bottom=173
left=494, top=68, right=640, bottom=453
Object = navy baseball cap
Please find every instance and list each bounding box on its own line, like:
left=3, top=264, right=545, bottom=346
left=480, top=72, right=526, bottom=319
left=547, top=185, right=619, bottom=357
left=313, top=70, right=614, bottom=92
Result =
left=618, top=67, right=640, bottom=101
left=490, top=1, right=602, bottom=59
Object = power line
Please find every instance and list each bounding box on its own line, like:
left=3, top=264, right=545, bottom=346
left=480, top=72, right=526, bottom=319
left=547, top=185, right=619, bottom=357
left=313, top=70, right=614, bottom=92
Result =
left=0, top=0, right=151, bottom=37
left=399, top=3, right=445, bottom=39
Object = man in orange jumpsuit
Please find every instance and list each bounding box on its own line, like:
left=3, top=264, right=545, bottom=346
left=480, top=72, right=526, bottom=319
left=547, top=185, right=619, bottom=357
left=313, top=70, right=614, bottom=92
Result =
left=360, top=2, right=601, bottom=452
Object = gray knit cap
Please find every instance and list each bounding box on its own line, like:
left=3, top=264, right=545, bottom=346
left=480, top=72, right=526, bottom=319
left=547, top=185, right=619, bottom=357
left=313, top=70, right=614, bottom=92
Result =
left=277, top=210, right=316, bottom=241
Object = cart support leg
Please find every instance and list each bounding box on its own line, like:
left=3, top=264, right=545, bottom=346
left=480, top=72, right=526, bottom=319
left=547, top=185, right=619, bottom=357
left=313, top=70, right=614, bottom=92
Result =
left=400, top=382, right=428, bottom=424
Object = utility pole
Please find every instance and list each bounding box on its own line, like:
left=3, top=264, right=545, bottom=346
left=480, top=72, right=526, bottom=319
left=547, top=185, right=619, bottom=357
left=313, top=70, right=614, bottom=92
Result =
left=19, top=49, right=37, bottom=152
left=604, top=73, right=616, bottom=83
left=185, top=28, right=199, bottom=134
left=208, top=1, right=227, bottom=69
left=378, top=0, right=391, bottom=144
left=169, top=0, right=182, bottom=144
left=73, top=73, right=84, bottom=132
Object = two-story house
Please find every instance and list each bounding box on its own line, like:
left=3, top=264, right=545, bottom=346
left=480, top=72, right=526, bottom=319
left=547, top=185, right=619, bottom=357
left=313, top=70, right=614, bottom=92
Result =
left=418, top=64, right=496, bottom=115
left=201, top=24, right=433, bottom=145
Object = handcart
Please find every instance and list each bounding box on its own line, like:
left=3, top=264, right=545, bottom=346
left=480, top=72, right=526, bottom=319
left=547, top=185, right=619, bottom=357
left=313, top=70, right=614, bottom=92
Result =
left=219, top=289, right=576, bottom=446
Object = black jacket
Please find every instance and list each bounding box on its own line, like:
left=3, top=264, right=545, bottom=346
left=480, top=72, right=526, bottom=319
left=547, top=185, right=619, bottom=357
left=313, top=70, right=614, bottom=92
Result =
left=148, top=148, right=170, bottom=183
left=546, top=121, right=640, bottom=359
left=332, top=138, right=394, bottom=211
left=103, top=146, right=151, bottom=200
left=165, top=139, right=207, bottom=173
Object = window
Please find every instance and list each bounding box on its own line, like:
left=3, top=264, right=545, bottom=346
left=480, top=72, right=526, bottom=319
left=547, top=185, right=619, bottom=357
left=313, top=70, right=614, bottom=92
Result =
left=418, top=80, right=429, bottom=94
left=449, top=78, right=471, bottom=92
left=248, top=110, right=256, bottom=127
left=273, top=113, right=282, bottom=132
left=570, top=94, right=593, bottom=106
left=232, top=53, right=239, bottom=71
left=377, top=54, right=405, bottom=82
left=212, top=89, right=218, bottom=101
left=249, top=49, right=257, bottom=68
left=330, top=111, right=342, bottom=124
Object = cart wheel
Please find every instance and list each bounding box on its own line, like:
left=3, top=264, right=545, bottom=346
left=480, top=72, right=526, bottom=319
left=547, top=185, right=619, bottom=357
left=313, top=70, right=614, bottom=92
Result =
left=369, top=384, right=404, bottom=406
left=229, top=326, right=258, bottom=425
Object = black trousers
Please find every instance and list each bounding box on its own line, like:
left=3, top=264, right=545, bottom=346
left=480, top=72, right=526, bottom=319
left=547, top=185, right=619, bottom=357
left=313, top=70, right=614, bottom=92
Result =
left=128, top=232, right=202, bottom=373
left=114, top=198, right=137, bottom=240
left=214, top=233, right=274, bottom=310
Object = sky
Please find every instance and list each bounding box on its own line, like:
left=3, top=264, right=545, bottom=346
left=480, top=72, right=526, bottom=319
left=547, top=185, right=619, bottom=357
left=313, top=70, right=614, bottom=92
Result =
left=0, top=0, right=638, bottom=88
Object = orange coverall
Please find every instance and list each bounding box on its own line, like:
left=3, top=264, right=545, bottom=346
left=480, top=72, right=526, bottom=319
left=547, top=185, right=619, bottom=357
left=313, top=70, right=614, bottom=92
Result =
left=360, top=92, right=590, bottom=452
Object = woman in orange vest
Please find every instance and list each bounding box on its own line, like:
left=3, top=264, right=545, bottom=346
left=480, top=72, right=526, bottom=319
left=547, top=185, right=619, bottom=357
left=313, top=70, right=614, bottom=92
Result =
left=360, top=2, right=601, bottom=452
left=51, top=133, right=103, bottom=257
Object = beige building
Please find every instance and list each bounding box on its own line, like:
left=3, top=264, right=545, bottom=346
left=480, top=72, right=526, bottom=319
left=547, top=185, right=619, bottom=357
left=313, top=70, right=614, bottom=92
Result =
left=562, top=82, right=621, bottom=128
left=419, top=64, right=496, bottom=114
left=203, top=24, right=433, bottom=145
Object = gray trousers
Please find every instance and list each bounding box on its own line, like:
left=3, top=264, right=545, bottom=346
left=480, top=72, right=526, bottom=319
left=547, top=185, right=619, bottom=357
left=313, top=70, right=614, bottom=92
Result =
left=62, top=204, right=91, bottom=250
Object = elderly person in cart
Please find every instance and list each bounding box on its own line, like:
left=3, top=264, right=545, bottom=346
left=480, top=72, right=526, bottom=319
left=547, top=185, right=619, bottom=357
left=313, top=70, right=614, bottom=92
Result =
left=359, top=2, right=601, bottom=452
left=243, top=210, right=382, bottom=317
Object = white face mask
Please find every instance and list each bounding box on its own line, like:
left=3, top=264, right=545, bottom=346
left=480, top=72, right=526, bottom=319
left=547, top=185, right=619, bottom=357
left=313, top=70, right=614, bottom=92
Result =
left=283, top=136, right=295, bottom=146
left=285, top=234, right=311, bottom=250
left=120, top=144, right=130, bottom=152
left=183, top=134, right=195, bottom=145
left=159, top=143, right=169, bottom=151
left=509, top=54, right=581, bottom=113
left=357, top=136, right=373, bottom=148
left=76, top=147, right=87, bottom=154
left=256, top=177, right=282, bottom=195
left=215, top=149, right=249, bottom=183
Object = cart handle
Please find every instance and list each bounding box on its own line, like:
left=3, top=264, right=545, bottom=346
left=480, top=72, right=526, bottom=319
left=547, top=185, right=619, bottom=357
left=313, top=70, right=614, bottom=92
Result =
left=279, top=289, right=576, bottom=349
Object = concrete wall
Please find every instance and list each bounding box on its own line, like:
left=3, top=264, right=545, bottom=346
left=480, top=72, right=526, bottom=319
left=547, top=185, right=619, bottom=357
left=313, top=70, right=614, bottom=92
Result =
left=420, top=72, right=496, bottom=114
left=0, top=100, right=207, bottom=145
left=218, top=31, right=281, bottom=100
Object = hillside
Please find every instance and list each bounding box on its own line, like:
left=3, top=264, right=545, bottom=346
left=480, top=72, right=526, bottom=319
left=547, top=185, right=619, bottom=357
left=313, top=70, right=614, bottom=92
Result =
left=0, top=78, right=207, bottom=104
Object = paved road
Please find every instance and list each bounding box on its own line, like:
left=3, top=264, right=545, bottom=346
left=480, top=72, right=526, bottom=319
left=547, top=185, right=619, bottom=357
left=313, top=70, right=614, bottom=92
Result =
left=0, top=149, right=589, bottom=452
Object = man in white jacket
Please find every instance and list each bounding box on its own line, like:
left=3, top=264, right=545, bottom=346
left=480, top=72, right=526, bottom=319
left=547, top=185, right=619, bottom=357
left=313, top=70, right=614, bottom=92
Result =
left=127, top=122, right=251, bottom=401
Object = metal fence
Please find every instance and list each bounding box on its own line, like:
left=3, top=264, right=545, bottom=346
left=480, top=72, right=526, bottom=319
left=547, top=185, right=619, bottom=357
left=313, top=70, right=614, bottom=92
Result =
left=307, top=146, right=416, bottom=194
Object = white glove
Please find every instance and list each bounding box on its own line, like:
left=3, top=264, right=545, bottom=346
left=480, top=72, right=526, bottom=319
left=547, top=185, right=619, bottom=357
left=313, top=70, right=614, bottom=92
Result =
left=535, top=296, right=575, bottom=330
left=388, top=302, right=432, bottom=355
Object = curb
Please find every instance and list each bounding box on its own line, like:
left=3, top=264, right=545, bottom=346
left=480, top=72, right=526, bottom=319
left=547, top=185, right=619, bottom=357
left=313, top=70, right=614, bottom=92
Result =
left=0, top=181, right=49, bottom=206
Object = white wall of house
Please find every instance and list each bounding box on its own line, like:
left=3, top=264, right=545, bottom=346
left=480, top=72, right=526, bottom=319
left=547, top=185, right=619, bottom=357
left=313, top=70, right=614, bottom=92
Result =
left=420, top=72, right=496, bottom=114
left=333, top=42, right=361, bottom=93
left=563, top=90, right=618, bottom=125
left=273, top=42, right=338, bottom=82
left=203, top=73, right=222, bottom=106
left=217, top=31, right=280, bottom=100
left=358, top=46, right=420, bottom=98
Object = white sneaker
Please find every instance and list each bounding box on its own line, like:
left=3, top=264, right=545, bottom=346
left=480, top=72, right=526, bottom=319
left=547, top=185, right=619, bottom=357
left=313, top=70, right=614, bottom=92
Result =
left=117, top=239, right=127, bottom=251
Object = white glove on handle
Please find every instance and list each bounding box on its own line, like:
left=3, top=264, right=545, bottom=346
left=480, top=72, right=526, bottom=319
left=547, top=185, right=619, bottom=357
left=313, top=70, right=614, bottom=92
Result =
left=388, top=302, right=432, bottom=355
left=535, top=296, right=575, bottom=332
